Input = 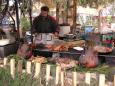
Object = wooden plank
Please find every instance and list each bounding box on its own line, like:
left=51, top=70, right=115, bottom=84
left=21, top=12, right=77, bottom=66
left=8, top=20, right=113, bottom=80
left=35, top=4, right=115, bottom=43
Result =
left=34, top=63, right=41, bottom=78
left=113, top=75, right=115, bottom=86
left=55, top=66, right=61, bottom=85
left=61, top=71, right=64, bottom=86
left=99, top=74, right=105, bottom=86
left=26, top=61, right=31, bottom=74
left=85, top=72, right=91, bottom=85
left=46, top=64, right=51, bottom=86
left=4, top=58, right=8, bottom=66
left=73, top=72, right=77, bottom=86
left=10, top=59, right=15, bottom=78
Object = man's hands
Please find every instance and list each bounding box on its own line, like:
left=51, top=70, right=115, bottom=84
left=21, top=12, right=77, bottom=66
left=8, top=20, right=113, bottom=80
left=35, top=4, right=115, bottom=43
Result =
left=54, top=32, right=59, bottom=38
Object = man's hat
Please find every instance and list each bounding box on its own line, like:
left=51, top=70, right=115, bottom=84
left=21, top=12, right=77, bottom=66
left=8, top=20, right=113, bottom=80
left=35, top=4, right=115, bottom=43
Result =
left=41, top=6, right=49, bottom=12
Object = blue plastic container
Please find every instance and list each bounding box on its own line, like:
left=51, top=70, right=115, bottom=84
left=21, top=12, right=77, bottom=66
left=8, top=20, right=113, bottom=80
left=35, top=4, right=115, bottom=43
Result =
left=84, top=26, right=93, bottom=33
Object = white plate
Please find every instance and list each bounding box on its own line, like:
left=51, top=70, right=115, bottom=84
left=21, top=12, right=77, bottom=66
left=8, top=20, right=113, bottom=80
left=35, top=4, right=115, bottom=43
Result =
left=73, top=47, right=84, bottom=51
left=0, top=39, right=10, bottom=46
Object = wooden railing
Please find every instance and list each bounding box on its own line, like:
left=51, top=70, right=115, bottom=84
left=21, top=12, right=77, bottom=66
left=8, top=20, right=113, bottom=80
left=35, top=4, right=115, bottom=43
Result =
left=2, top=58, right=114, bottom=86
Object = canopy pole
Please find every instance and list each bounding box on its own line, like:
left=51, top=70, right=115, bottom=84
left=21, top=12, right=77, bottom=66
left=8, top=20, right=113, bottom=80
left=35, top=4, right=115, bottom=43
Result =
left=14, top=0, right=20, bottom=39
left=29, top=0, right=33, bottom=43
left=72, top=0, right=77, bottom=33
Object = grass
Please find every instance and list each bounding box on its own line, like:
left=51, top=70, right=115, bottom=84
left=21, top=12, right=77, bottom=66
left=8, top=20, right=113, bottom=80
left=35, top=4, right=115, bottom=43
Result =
left=69, top=63, right=115, bottom=74
left=0, top=66, right=44, bottom=86
left=0, top=62, right=114, bottom=86
left=6, top=54, right=115, bottom=74
left=1, top=54, right=115, bottom=86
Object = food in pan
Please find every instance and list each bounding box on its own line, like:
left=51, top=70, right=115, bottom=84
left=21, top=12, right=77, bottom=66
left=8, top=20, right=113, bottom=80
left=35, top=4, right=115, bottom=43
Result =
left=29, top=56, right=46, bottom=63
left=49, top=57, right=78, bottom=69
left=73, top=47, right=84, bottom=51
left=46, top=44, right=69, bottom=52
left=94, top=46, right=113, bottom=53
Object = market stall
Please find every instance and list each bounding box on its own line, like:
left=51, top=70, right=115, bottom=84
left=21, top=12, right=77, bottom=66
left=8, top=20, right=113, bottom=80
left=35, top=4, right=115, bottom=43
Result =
left=32, top=40, right=85, bottom=57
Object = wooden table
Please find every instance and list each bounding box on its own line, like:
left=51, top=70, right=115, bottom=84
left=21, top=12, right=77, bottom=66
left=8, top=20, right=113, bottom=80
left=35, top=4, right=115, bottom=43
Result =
left=33, top=48, right=115, bottom=65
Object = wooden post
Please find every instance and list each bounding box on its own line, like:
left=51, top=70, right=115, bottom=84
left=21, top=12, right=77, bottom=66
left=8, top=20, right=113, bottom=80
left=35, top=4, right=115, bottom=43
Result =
left=56, top=2, right=60, bottom=23
left=61, top=71, right=64, bottom=86
left=29, top=0, right=33, bottom=43
left=98, top=10, right=101, bottom=31
left=4, top=58, right=8, bottom=66
left=97, top=6, right=103, bottom=31
left=55, top=66, right=61, bottom=85
left=66, top=0, right=69, bottom=23
left=73, top=72, right=77, bottom=86
left=26, top=61, right=31, bottom=74
left=113, top=75, right=115, bottom=86
left=14, top=0, right=20, bottom=38
left=46, top=64, right=51, bottom=86
left=72, top=0, right=77, bottom=33
left=85, top=72, right=91, bottom=85
left=99, top=74, right=105, bottom=86
left=34, top=63, right=41, bottom=78
left=10, top=59, right=15, bottom=78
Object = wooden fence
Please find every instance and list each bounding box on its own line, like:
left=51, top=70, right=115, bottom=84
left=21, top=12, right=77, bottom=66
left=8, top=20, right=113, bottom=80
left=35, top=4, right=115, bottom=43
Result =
left=2, top=58, right=115, bottom=86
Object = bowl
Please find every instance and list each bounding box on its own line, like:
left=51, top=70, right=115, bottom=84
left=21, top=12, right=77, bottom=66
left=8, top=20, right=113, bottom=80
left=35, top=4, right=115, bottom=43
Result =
left=73, top=47, right=84, bottom=51
left=65, top=34, right=75, bottom=39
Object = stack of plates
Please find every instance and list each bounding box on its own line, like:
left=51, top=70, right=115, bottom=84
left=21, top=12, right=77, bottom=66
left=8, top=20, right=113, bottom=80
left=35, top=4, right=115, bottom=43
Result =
left=73, top=47, right=84, bottom=51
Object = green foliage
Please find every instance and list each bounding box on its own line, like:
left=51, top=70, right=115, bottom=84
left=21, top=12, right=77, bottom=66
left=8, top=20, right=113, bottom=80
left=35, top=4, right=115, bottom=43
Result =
left=53, top=0, right=68, bottom=10
left=74, top=64, right=114, bottom=74
left=0, top=65, right=54, bottom=86
left=0, top=67, right=41, bottom=86
left=20, top=17, right=30, bottom=31
left=0, top=67, right=13, bottom=86
left=20, top=0, right=30, bottom=15
left=77, top=0, right=114, bottom=8
left=0, top=61, right=114, bottom=86
left=53, top=0, right=66, bottom=3
left=6, top=54, right=26, bottom=68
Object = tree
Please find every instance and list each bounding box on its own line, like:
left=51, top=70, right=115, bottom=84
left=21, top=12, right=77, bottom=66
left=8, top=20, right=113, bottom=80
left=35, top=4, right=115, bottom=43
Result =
left=0, top=0, right=9, bottom=20
left=77, top=0, right=114, bottom=29
left=77, top=0, right=114, bottom=8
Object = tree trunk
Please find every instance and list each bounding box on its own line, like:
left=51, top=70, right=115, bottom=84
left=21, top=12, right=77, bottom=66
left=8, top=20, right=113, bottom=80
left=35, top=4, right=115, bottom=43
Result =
left=65, top=0, right=69, bottom=24
left=98, top=10, right=101, bottom=30
left=56, top=2, right=59, bottom=23
left=15, top=0, right=20, bottom=39
left=72, top=0, right=77, bottom=33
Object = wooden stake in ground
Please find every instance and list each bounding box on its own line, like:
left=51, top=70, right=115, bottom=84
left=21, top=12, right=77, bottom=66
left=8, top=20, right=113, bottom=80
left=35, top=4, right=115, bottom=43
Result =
left=10, top=59, right=15, bottom=78
left=61, top=71, right=64, bottom=86
left=4, top=58, right=8, bottom=66
left=46, top=64, right=51, bottom=86
left=26, top=61, right=32, bottom=74
left=85, top=72, right=91, bottom=85
left=73, top=72, right=77, bottom=86
left=114, top=75, right=115, bottom=86
left=34, top=63, right=41, bottom=78
left=55, top=66, right=61, bottom=85
left=99, top=74, right=105, bottom=86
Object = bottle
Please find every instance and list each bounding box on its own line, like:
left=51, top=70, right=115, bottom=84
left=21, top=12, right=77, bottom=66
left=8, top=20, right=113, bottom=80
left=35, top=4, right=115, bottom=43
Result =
left=2, top=15, right=9, bottom=28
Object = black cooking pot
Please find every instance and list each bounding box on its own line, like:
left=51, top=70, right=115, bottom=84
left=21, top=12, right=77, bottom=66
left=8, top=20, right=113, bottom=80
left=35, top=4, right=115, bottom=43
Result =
left=65, top=34, right=75, bottom=39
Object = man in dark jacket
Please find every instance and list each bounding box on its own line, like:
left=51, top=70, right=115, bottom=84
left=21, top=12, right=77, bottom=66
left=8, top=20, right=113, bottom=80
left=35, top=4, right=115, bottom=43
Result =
left=32, top=6, right=59, bottom=57
left=32, top=6, right=59, bottom=35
